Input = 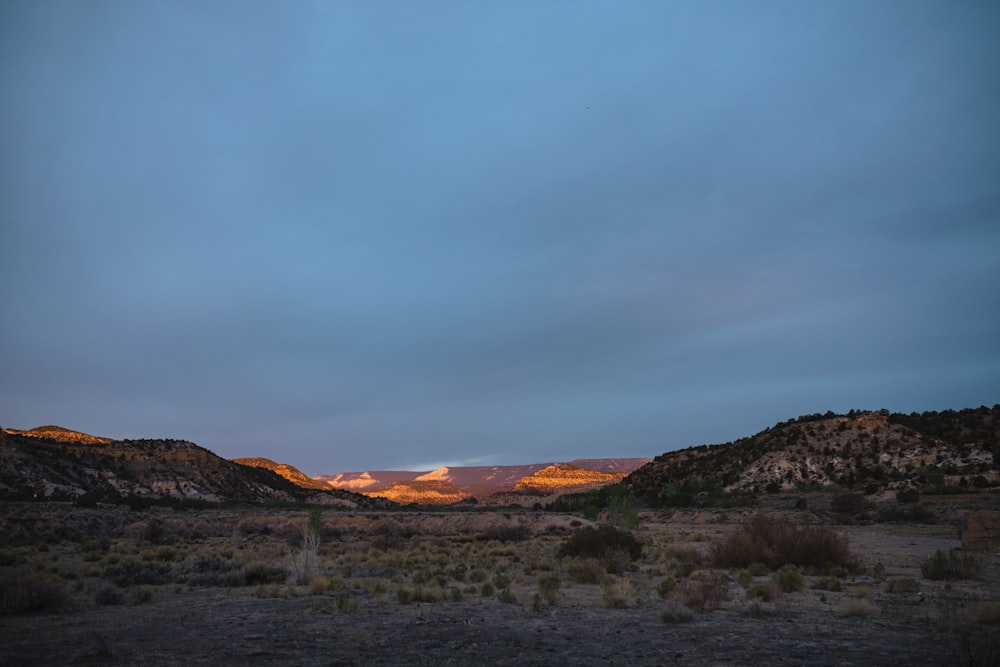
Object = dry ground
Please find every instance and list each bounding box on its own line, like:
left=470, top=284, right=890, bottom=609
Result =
left=1, top=499, right=998, bottom=666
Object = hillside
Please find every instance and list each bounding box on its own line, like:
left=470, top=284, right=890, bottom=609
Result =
left=625, top=406, right=1000, bottom=505
left=232, top=457, right=331, bottom=491
left=0, top=427, right=379, bottom=507
left=3, top=425, right=113, bottom=445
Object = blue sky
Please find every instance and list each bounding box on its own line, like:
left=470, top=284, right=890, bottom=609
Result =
left=2, top=1, right=998, bottom=474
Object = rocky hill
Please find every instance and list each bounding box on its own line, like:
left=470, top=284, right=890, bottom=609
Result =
left=512, top=463, right=628, bottom=495
left=232, top=457, right=331, bottom=491
left=625, top=406, right=999, bottom=504
left=0, top=427, right=379, bottom=507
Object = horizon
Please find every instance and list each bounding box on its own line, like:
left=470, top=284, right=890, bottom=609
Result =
left=4, top=402, right=995, bottom=477
left=2, top=3, right=998, bottom=475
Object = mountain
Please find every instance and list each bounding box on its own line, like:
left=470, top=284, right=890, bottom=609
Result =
left=0, top=427, right=381, bottom=507
left=624, top=406, right=1000, bottom=504
left=318, top=458, right=650, bottom=503
left=232, top=457, right=331, bottom=491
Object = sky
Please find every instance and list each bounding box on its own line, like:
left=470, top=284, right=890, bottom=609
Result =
left=2, top=1, right=998, bottom=475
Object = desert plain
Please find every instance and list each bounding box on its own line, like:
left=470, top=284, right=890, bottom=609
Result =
left=1, top=494, right=998, bottom=666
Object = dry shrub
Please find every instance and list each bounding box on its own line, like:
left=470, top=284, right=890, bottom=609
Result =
left=289, top=530, right=321, bottom=585
left=335, top=592, right=358, bottom=613
left=104, top=558, right=171, bottom=587
left=0, top=571, right=67, bottom=614
left=182, top=555, right=245, bottom=587
left=566, top=558, right=606, bottom=584
left=835, top=598, right=877, bottom=618
left=772, top=565, right=804, bottom=593
left=965, top=602, right=1000, bottom=626
left=600, top=577, right=635, bottom=608
left=308, top=577, right=329, bottom=596
left=674, top=575, right=727, bottom=611
left=397, top=585, right=444, bottom=604
left=661, top=599, right=695, bottom=623
left=921, top=549, right=983, bottom=581
left=812, top=576, right=842, bottom=592
left=558, top=526, right=642, bottom=562
left=243, top=561, right=286, bottom=585
left=714, top=515, right=852, bottom=572
left=479, top=523, right=531, bottom=543
left=94, top=579, right=125, bottom=606
left=882, top=578, right=920, bottom=594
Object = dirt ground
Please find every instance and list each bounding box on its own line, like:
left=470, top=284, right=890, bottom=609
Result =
left=1, top=501, right=998, bottom=666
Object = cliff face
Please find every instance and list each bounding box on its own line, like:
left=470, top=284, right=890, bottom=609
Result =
left=513, top=463, right=628, bottom=495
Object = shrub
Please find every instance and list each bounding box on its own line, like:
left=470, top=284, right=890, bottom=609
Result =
left=94, top=579, right=125, bottom=606
left=104, top=559, right=171, bottom=587
left=536, top=576, right=561, bottom=606
left=182, top=555, right=245, bottom=587
left=714, top=515, right=852, bottom=572
left=882, top=578, right=920, bottom=594
left=835, top=598, right=876, bottom=618
left=479, top=524, right=531, bottom=543
left=0, top=571, right=67, bottom=614
left=657, top=578, right=677, bottom=598
left=565, top=558, right=606, bottom=584
left=896, top=488, right=920, bottom=503
left=746, top=583, right=773, bottom=602
left=812, top=576, right=842, bottom=592
left=479, top=582, right=495, bottom=597
left=921, top=550, right=983, bottom=581
left=674, top=575, right=726, bottom=611
left=600, top=578, right=633, bottom=608
left=773, top=565, right=804, bottom=593
left=335, top=593, right=358, bottom=613
left=660, top=600, right=695, bottom=623
left=289, top=529, right=322, bottom=586
left=830, top=493, right=872, bottom=518
left=130, top=586, right=153, bottom=604
left=243, top=561, right=286, bottom=585
left=308, top=577, right=329, bottom=596
left=557, top=526, right=642, bottom=562
left=497, top=587, right=519, bottom=604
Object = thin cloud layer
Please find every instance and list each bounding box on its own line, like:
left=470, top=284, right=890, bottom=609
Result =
left=2, top=2, right=998, bottom=473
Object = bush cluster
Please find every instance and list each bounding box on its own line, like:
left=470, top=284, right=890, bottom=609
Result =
left=920, top=550, right=982, bottom=581
left=0, top=571, right=67, bottom=614
left=557, top=526, right=642, bottom=561
left=714, top=515, right=852, bottom=572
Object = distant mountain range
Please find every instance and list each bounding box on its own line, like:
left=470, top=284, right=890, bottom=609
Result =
left=2, top=405, right=996, bottom=507
left=313, top=459, right=646, bottom=505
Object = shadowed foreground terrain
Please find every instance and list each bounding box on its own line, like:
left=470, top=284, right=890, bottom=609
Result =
left=1, top=500, right=998, bottom=666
